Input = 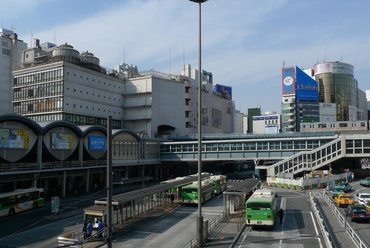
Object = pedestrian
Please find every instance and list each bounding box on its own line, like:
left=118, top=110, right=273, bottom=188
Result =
left=97, top=220, right=104, bottom=238
left=86, top=221, right=93, bottom=238
left=58, top=203, right=63, bottom=218
left=170, top=193, right=175, bottom=205
left=82, top=220, right=88, bottom=239
left=277, top=208, right=284, bottom=225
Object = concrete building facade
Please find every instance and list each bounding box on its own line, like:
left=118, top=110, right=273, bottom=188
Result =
left=0, top=28, right=27, bottom=114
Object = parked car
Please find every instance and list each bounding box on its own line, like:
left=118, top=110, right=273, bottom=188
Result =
left=354, top=193, right=370, bottom=206
left=360, top=178, right=370, bottom=187
left=334, top=182, right=352, bottom=193
left=344, top=205, right=370, bottom=222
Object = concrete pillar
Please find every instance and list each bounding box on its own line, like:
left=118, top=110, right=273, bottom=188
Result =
left=62, top=171, right=67, bottom=197
left=86, top=169, right=90, bottom=193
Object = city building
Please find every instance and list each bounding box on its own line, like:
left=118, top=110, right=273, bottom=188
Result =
left=252, top=111, right=281, bottom=134
left=235, top=110, right=247, bottom=134
left=13, top=42, right=123, bottom=128
left=281, top=61, right=368, bottom=132
left=247, top=107, right=261, bottom=133
left=12, top=39, right=234, bottom=138
left=0, top=28, right=27, bottom=114
left=121, top=64, right=234, bottom=139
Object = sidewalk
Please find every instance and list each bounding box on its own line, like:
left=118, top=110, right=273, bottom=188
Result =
left=204, top=211, right=245, bottom=247
left=75, top=202, right=183, bottom=248
left=315, top=194, right=355, bottom=248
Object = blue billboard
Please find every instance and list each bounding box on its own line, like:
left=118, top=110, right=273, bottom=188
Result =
left=295, top=67, right=319, bottom=102
left=282, top=67, right=295, bottom=95
left=89, top=136, right=106, bottom=151
left=213, top=84, right=232, bottom=100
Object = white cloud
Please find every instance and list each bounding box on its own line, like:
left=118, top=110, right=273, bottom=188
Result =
left=5, top=0, right=370, bottom=113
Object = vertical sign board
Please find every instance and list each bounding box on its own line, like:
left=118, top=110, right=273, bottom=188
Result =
left=282, top=67, right=296, bottom=96
left=51, top=196, right=60, bottom=213
left=230, top=198, right=235, bottom=214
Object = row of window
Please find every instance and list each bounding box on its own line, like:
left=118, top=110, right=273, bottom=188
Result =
left=160, top=140, right=327, bottom=153
left=26, top=113, right=121, bottom=129
left=14, top=67, right=63, bottom=86
left=13, top=97, right=63, bottom=114
left=13, top=81, right=63, bottom=101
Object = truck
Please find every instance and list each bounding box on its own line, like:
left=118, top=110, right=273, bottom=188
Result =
left=334, top=193, right=355, bottom=207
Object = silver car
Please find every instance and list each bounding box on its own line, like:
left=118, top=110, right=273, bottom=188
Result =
left=354, top=192, right=370, bottom=206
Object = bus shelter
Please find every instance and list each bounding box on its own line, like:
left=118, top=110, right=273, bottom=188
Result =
left=223, top=178, right=261, bottom=217
left=86, top=174, right=211, bottom=229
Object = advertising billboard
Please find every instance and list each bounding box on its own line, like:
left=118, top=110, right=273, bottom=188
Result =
left=313, top=62, right=354, bottom=76
left=0, top=128, right=30, bottom=149
left=295, top=67, right=319, bottom=102
left=51, top=132, right=74, bottom=150
left=89, top=136, right=106, bottom=151
left=282, top=67, right=296, bottom=96
left=213, top=84, right=232, bottom=100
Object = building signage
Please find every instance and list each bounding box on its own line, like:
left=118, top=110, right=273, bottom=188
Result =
left=313, top=62, right=354, bottom=76
left=51, top=132, right=74, bottom=150
left=89, top=136, right=106, bottom=151
left=0, top=128, right=30, bottom=149
left=295, top=66, right=319, bottom=102
left=282, top=67, right=295, bottom=96
left=213, top=84, right=232, bottom=100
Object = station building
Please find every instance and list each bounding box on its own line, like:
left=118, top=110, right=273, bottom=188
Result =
left=0, top=114, right=162, bottom=197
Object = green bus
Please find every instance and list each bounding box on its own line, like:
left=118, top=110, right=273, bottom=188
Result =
left=246, top=189, right=277, bottom=227
left=210, top=175, right=227, bottom=194
left=181, top=179, right=214, bottom=204
left=0, top=188, right=45, bottom=217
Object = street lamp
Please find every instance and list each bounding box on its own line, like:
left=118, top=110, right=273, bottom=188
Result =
left=189, top=0, right=208, bottom=246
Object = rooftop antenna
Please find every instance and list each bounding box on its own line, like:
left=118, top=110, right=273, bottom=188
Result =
left=169, top=48, right=172, bottom=75
left=123, top=46, right=125, bottom=63
left=183, top=42, right=186, bottom=71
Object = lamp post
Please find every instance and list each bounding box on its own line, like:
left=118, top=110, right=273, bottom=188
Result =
left=189, top=0, right=207, bottom=246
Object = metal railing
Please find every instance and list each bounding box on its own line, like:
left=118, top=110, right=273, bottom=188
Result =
left=323, top=191, right=369, bottom=248
left=184, top=212, right=226, bottom=248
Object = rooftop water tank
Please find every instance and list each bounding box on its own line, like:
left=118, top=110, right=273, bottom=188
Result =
left=80, top=51, right=100, bottom=72
left=51, top=43, right=80, bottom=65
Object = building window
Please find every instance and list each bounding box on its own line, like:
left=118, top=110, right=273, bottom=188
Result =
left=2, top=48, right=10, bottom=56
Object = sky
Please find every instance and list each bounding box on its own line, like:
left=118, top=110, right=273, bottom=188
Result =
left=1, top=0, right=370, bottom=114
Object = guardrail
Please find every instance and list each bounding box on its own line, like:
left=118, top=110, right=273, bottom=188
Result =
left=309, top=192, right=334, bottom=248
left=323, top=192, right=369, bottom=248
left=184, top=212, right=226, bottom=248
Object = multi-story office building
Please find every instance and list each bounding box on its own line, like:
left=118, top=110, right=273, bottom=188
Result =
left=0, top=28, right=27, bottom=114
left=12, top=40, right=234, bottom=138
left=247, top=107, right=261, bottom=133
left=124, top=64, right=234, bottom=138
left=281, top=61, right=367, bottom=132
left=235, top=110, right=247, bottom=134
left=313, top=61, right=366, bottom=121
left=13, top=42, right=123, bottom=128
left=252, top=112, right=281, bottom=134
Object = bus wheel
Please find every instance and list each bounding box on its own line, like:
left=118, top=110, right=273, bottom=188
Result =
left=9, top=208, right=15, bottom=216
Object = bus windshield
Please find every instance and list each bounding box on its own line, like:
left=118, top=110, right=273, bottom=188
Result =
left=247, top=202, right=271, bottom=210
